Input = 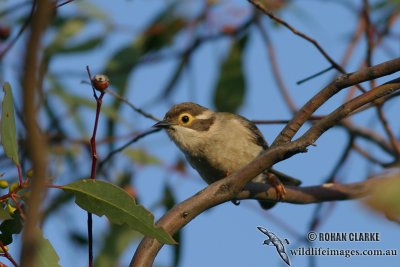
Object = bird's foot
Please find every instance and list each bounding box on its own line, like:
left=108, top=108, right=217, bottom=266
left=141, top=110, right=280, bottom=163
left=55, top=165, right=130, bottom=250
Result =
left=265, top=173, right=286, bottom=201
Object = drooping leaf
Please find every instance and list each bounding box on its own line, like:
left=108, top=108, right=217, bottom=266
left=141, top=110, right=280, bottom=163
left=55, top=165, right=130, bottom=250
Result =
left=0, top=212, right=23, bottom=245
left=94, top=224, right=140, bottom=267
left=35, top=232, right=61, bottom=267
left=62, top=179, right=175, bottom=244
left=139, top=1, right=184, bottom=54
left=1, top=82, right=19, bottom=166
left=213, top=35, right=248, bottom=113
left=142, top=16, right=185, bottom=54
left=104, top=2, right=184, bottom=93
left=77, top=1, right=109, bottom=21
left=104, top=43, right=141, bottom=92
left=124, top=148, right=162, bottom=166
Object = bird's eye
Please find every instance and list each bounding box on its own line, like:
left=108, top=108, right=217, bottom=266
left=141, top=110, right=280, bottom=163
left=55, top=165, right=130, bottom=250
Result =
left=179, top=113, right=192, bottom=125
left=181, top=115, right=189, bottom=123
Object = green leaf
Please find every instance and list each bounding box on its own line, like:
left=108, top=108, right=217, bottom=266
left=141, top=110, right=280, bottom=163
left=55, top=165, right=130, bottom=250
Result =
left=1, top=82, right=19, bottom=166
left=140, top=2, right=184, bottom=54
left=94, top=224, right=140, bottom=267
left=124, top=148, right=162, bottom=166
left=0, top=212, right=23, bottom=245
left=62, top=179, right=175, bottom=244
left=46, top=18, right=87, bottom=55
left=142, top=17, right=185, bottom=54
left=56, top=36, right=104, bottom=54
left=0, top=207, right=12, bottom=221
left=104, top=43, right=140, bottom=92
left=103, top=3, right=185, bottom=93
left=35, top=232, right=61, bottom=267
left=213, top=36, right=247, bottom=113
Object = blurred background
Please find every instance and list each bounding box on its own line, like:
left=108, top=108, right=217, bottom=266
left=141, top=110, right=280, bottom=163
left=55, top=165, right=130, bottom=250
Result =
left=0, top=0, right=399, bottom=266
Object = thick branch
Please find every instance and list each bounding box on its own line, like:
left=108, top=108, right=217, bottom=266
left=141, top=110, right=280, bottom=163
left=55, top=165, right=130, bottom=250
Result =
left=240, top=176, right=390, bottom=204
left=20, top=1, right=51, bottom=266
left=272, top=58, right=400, bottom=146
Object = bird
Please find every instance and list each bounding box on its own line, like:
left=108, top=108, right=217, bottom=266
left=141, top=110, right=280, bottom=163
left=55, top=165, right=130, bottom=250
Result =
left=153, top=102, right=301, bottom=209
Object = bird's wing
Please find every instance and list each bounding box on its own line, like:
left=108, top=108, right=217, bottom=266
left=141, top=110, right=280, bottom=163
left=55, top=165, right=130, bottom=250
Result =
left=235, top=114, right=269, bottom=149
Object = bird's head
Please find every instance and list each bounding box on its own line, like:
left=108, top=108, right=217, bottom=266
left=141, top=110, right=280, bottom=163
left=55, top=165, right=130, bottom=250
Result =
left=153, top=102, right=216, bottom=153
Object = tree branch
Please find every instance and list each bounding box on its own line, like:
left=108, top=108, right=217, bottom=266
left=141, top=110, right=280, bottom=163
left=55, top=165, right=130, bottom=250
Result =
left=20, top=0, right=52, bottom=266
left=272, top=58, right=400, bottom=146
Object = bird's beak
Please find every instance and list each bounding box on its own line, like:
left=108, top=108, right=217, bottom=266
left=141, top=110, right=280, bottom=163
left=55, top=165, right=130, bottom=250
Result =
left=152, top=119, right=171, bottom=129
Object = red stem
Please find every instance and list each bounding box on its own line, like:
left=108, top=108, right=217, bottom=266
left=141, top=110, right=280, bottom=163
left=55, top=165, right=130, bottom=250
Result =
left=87, top=88, right=104, bottom=267
left=16, top=165, right=23, bottom=186
left=0, top=241, right=19, bottom=267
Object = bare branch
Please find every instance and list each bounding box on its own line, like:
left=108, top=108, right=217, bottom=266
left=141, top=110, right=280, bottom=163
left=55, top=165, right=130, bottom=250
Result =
left=272, top=58, right=400, bottom=146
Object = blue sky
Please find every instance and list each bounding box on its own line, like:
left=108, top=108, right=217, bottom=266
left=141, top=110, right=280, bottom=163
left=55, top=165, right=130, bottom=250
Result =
left=2, top=0, right=400, bottom=266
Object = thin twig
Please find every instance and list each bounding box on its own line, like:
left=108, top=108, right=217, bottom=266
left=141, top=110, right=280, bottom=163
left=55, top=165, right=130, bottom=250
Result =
left=352, top=143, right=386, bottom=165
left=255, top=18, right=297, bottom=113
left=252, top=116, right=323, bottom=125
left=297, top=66, right=334, bottom=85
left=376, top=106, right=400, bottom=157
left=0, top=241, right=19, bottom=267
left=97, top=128, right=161, bottom=173
left=105, top=89, right=160, bottom=122
left=248, top=0, right=367, bottom=93
left=272, top=58, right=400, bottom=146
left=0, top=1, right=37, bottom=59
left=86, top=66, right=106, bottom=267
left=56, top=0, right=75, bottom=8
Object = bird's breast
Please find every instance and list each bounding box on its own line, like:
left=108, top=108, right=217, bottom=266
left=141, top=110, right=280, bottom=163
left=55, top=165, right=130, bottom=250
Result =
left=184, top=134, right=263, bottom=184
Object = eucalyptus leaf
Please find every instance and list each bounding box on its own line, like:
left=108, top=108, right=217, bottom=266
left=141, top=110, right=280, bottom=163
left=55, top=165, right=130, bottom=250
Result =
left=0, top=212, right=23, bottom=245
left=94, top=224, right=140, bottom=267
left=124, top=148, right=162, bottom=166
left=62, top=179, right=175, bottom=244
left=213, top=36, right=248, bottom=113
left=0, top=207, right=12, bottom=221
left=35, top=232, right=61, bottom=267
left=1, top=83, right=19, bottom=166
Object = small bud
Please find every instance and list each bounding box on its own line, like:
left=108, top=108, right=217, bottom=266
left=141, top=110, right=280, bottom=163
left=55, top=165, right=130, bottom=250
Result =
left=0, top=180, right=8, bottom=189
left=9, top=182, right=19, bottom=193
left=0, top=26, right=10, bottom=41
left=26, top=169, right=34, bottom=179
left=6, top=203, right=16, bottom=215
left=91, top=74, right=109, bottom=91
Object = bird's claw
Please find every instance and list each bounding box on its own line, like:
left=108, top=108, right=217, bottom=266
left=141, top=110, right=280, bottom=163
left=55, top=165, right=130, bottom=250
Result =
left=266, top=173, right=286, bottom=201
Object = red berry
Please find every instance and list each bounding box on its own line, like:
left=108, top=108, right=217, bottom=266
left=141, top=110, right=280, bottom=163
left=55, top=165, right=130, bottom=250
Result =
left=91, top=74, right=109, bottom=91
